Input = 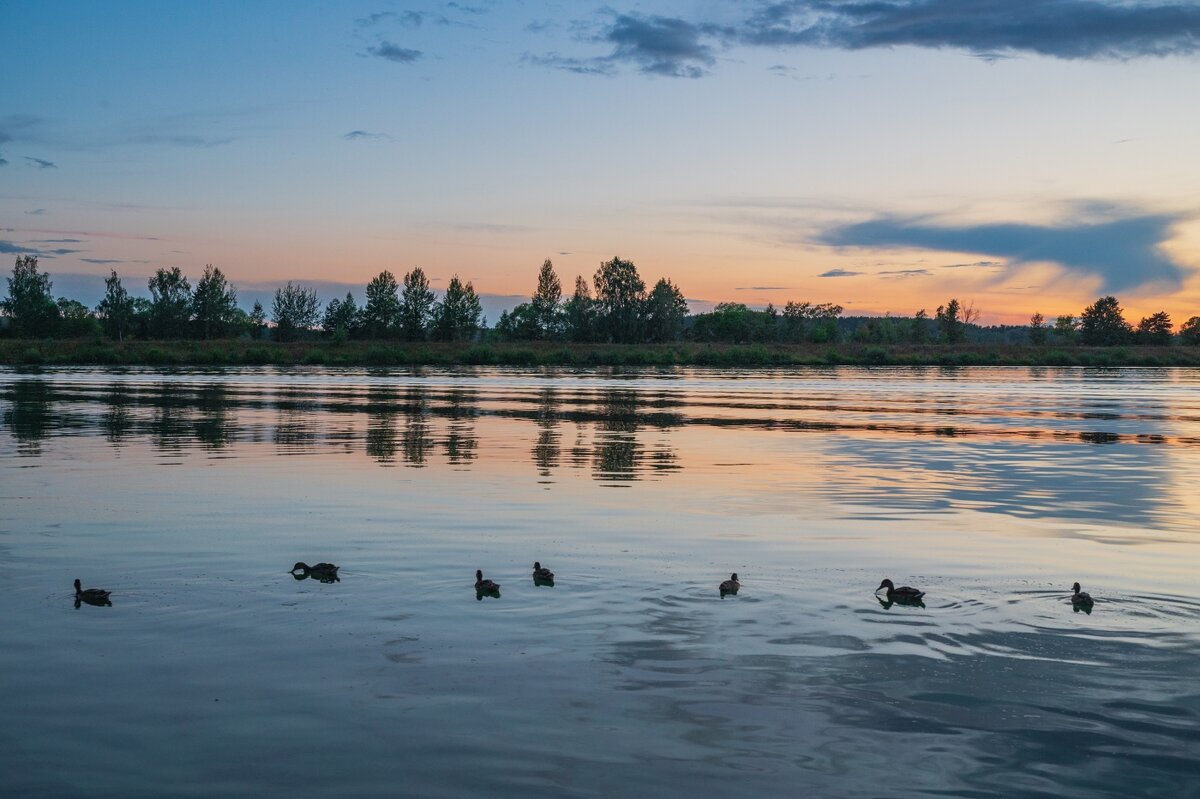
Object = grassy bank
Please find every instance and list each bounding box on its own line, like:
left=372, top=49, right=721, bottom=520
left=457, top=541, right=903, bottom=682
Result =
left=4, top=338, right=1200, bottom=368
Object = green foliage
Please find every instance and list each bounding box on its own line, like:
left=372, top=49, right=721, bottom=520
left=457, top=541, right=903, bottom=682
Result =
left=191, top=264, right=239, bottom=339
left=1029, top=311, right=1047, bottom=345
left=531, top=259, right=562, bottom=339
left=643, top=278, right=688, bottom=343
left=562, top=275, right=596, bottom=342
left=593, top=256, right=646, bottom=343
left=363, top=271, right=400, bottom=338
left=96, top=270, right=135, bottom=341
left=1079, top=296, right=1132, bottom=346
left=935, top=298, right=964, bottom=343
left=271, top=282, right=320, bottom=341
left=56, top=298, right=98, bottom=337
left=3, top=255, right=59, bottom=337
left=431, top=275, right=483, bottom=342
left=248, top=300, right=267, bottom=340
left=1135, top=310, right=1172, bottom=346
left=1180, top=316, right=1200, bottom=346
left=148, top=267, right=193, bottom=339
left=911, top=309, right=930, bottom=344
left=1053, top=314, right=1078, bottom=344
left=323, top=292, right=361, bottom=338
left=398, top=267, right=434, bottom=341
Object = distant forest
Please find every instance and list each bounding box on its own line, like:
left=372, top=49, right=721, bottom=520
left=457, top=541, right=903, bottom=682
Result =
left=3, top=254, right=1198, bottom=348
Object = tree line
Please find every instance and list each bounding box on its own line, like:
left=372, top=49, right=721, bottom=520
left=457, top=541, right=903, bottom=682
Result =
left=3, top=253, right=1199, bottom=346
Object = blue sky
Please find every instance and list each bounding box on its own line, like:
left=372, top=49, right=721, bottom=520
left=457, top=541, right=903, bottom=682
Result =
left=3, top=1, right=1199, bottom=321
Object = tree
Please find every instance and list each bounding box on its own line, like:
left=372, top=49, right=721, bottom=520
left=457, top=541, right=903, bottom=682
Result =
left=1053, top=315, right=1078, bottom=344
left=147, top=267, right=192, bottom=338
left=935, top=298, right=965, bottom=344
left=494, top=302, right=540, bottom=340
left=593, top=257, right=646, bottom=343
left=643, top=278, right=688, bottom=343
left=781, top=301, right=811, bottom=343
left=2, top=255, right=59, bottom=337
left=362, top=270, right=400, bottom=338
left=398, top=267, right=435, bottom=341
left=1135, top=311, right=1172, bottom=346
left=562, top=276, right=596, bottom=342
left=1029, top=312, right=1047, bottom=346
left=1180, top=316, right=1200, bottom=346
left=1079, top=296, right=1131, bottom=346
left=323, top=292, right=361, bottom=338
left=248, top=300, right=267, bottom=340
left=191, top=264, right=238, bottom=339
left=432, top=275, right=483, bottom=341
left=56, top=298, right=97, bottom=337
left=911, top=309, right=930, bottom=344
left=530, top=258, right=563, bottom=339
left=96, top=270, right=135, bottom=341
left=272, top=282, right=320, bottom=341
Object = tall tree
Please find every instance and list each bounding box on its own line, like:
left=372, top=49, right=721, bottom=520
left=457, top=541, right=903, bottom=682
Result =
left=323, top=292, right=361, bottom=338
left=363, top=270, right=400, bottom=338
left=1053, top=314, right=1078, bottom=344
left=593, top=256, right=646, bottom=343
left=643, top=278, right=688, bottom=343
left=1135, top=311, right=1172, bottom=346
left=191, top=264, right=238, bottom=339
left=147, top=267, right=192, bottom=339
left=935, top=298, right=964, bottom=344
left=2, top=255, right=58, bottom=337
left=1079, top=296, right=1132, bottom=346
left=562, top=276, right=596, bottom=342
left=96, top=270, right=135, bottom=341
left=398, top=267, right=435, bottom=341
left=248, top=300, right=267, bottom=340
left=432, top=275, right=483, bottom=342
left=1029, top=311, right=1047, bottom=345
left=56, top=298, right=97, bottom=337
left=1180, top=316, right=1200, bottom=346
left=272, top=282, right=320, bottom=342
left=911, top=309, right=929, bottom=344
left=531, top=258, right=562, bottom=339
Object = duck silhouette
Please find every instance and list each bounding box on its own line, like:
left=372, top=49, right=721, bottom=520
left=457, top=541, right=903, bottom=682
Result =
left=291, top=562, right=340, bottom=583
left=74, top=578, right=112, bottom=607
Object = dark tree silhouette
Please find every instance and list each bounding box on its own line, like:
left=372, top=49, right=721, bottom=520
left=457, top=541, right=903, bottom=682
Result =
left=398, top=267, right=434, bottom=341
left=1029, top=312, right=1047, bottom=345
left=531, top=258, right=562, bottom=339
left=1079, top=296, right=1132, bottom=346
left=96, top=270, right=134, bottom=341
left=363, top=270, right=400, bottom=338
left=272, top=282, right=320, bottom=341
left=191, top=264, right=238, bottom=339
left=643, top=278, right=688, bottom=343
left=1135, top=311, right=1172, bottom=346
left=2, top=255, right=59, bottom=337
left=593, top=257, right=646, bottom=343
left=147, top=267, right=193, bottom=339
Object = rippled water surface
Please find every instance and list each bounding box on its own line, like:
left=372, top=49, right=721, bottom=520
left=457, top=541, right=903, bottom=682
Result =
left=2, top=366, right=1198, bottom=797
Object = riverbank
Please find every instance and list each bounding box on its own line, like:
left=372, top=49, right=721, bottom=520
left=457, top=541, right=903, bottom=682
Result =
left=4, top=339, right=1200, bottom=367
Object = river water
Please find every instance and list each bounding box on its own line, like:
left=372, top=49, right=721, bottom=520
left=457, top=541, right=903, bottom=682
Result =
left=2, top=366, right=1197, bottom=797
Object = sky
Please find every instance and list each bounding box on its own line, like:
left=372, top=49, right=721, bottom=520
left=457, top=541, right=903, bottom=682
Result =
left=2, top=0, right=1199, bottom=324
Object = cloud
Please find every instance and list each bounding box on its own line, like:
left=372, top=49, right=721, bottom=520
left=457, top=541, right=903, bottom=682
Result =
left=24, top=156, right=57, bottom=169
left=81, top=258, right=124, bottom=264
left=741, top=0, right=1200, bottom=60
left=736, top=285, right=792, bottom=290
left=819, top=210, right=1188, bottom=292
left=32, top=238, right=84, bottom=243
left=818, top=268, right=863, bottom=277
left=357, top=10, right=426, bottom=28
left=528, top=13, right=723, bottom=78
left=343, top=130, right=392, bottom=141
left=0, top=240, right=39, bottom=254
left=0, top=153, right=7, bottom=166
left=368, top=41, right=423, bottom=63
left=132, top=133, right=234, bottom=147
left=942, top=260, right=1005, bottom=269
left=25, top=208, right=46, bottom=215
left=522, top=52, right=615, bottom=75
left=878, top=268, right=932, bottom=278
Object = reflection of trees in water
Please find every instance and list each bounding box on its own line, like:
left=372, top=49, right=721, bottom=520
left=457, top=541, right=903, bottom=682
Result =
left=192, top=383, right=233, bottom=449
left=151, top=383, right=193, bottom=454
left=102, top=383, right=135, bottom=446
left=532, top=387, right=561, bottom=476
left=365, top=386, right=398, bottom=464
left=592, top=390, right=641, bottom=481
left=2, top=379, right=53, bottom=455
left=442, top=388, right=478, bottom=464
left=402, top=385, right=432, bottom=467
left=273, top=387, right=318, bottom=452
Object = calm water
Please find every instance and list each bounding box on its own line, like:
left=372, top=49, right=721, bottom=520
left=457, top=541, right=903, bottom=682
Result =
left=2, top=366, right=1198, bottom=797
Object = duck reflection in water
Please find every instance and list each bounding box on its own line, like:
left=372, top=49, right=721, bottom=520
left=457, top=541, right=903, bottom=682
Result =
left=475, top=569, right=501, bottom=600
left=290, top=562, right=340, bottom=583
left=74, top=578, right=112, bottom=608
left=532, top=561, right=555, bottom=587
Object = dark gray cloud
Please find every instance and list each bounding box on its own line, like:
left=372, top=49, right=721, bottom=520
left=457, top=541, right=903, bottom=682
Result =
left=818, top=268, right=863, bottom=277
left=878, top=268, right=932, bottom=277
left=132, top=133, right=234, bottom=147
left=742, top=0, right=1200, bottom=60
left=736, top=285, right=792, bottom=290
left=81, top=258, right=124, bottom=264
left=819, top=211, right=1188, bottom=292
left=0, top=153, right=7, bottom=166
left=368, top=41, right=424, bottom=63
left=0, top=240, right=39, bottom=254
left=26, top=208, right=46, bottom=215
left=528, top=13, right=723, bottom=78
left=522, top=52, right=614, bottom=75
left=343, top=130, right=392, bottom=141
left=357, top=10, right=427, bottom=27
left=24, top=156, right=57, bottom=169
left=32, top=238, right=84, bottom=243
left=942, top=260, right=1004, bottom=269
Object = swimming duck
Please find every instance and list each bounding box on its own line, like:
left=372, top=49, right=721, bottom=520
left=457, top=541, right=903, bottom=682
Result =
left=876, top=578, right=924, bottom=603
left=475, top=569, right=500, bottom=594
left=291, top=562, right=340, bottom=583
left=719, top=573, right=740, bottom=595
left=74, top=578, right=112, bottom=606
left=532, top=562, right=555, bottom=582
left=1070, top=582, right=1094, bottom=605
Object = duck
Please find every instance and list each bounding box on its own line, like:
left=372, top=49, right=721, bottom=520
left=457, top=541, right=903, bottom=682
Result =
left=74, top=578, right=112, bottom=606
left=1070, top=582, right=1094, bottom=605
left=876, top=578, right=924, bottom=603
left=291, top=562, right=340, bottom=583
left=719, top=573, right=740, bottom=595
left=532, top=562, right=555, bottom=582
left=475, top=569, right=500, bottom=593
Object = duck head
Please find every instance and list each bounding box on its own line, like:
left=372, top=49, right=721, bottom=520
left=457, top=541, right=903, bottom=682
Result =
left=533, top=562, right=542, bottom=571
left=291, top=562, right=310, bottom=573
left=476, top=569, right=484, bottom=581
left=877, top=578, right=895, bottom=593
left=730, top=573, right=738, bottom=582
left=1072, top=582, right=1082, bottom=594
left=73, top=578, right=82, bottom=594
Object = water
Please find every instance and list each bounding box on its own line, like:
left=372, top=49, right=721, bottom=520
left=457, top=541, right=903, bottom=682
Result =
left=2, top=366, right=1198, bottom=797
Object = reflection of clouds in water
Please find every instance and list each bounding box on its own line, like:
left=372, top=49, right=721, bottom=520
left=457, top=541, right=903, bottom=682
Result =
left=817, top=436, right=1180, bottom=535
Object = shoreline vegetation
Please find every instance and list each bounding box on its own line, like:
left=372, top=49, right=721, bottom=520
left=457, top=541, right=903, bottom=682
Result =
left=5, top=254, right=1200, bottom=369
left=5, top=339, right=1200, bottom=368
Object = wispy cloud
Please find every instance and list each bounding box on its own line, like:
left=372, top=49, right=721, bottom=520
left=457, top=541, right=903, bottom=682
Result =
left=343, top=130, right=393, bottom=142
left=942, top=260, right=1005, bottom=269
left=736, top=285, right=792, bottom=290
left=878, top=268, right=932, bottom=278
left=0, top=240, right=39, bottom=254
left=25, top=208, right=46, bottom=216
left=819, top=208, right=1189, bottom=292
left=818, top=268, right=863, bottom=277
left=528, top=13, right=724, bottom=78
left=368, top=41, right=423, bottom=63
left=24, top=156, right=57, bottom=169
left=81, top=258, right=124, bottom=264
